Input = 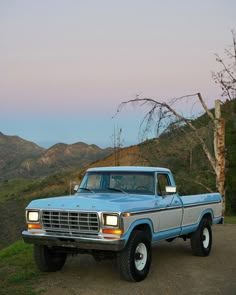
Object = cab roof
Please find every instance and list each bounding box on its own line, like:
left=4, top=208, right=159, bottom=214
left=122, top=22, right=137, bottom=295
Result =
left=87, top=166, right=170, bottom=173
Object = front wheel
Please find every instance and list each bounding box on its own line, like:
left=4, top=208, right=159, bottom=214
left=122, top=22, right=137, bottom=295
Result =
left=34, top=245, right=67, bottom=272
left=117, top=230, right=152, bottom=282
left=190, top=218, right=212, bottom=256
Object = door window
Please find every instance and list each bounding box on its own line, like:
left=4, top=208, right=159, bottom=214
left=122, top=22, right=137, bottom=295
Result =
left=157, top=174, right=170, bottom=196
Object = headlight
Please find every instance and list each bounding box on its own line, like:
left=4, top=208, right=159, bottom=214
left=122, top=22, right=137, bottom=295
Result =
left=27, top=211, right=39, bottom=222
left=103, top=214, right=118, bottom=227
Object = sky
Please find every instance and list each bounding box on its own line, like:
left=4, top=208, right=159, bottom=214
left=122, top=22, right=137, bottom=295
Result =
left=1, top=0, right=236, bottom=148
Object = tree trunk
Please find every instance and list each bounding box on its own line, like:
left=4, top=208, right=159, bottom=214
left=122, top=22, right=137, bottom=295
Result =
left=214, top=100, right=226, bottom=214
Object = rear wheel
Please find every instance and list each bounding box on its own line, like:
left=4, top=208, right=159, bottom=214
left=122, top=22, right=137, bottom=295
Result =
left=34, top=245, right=67, bottom=272
left=117, top=230, right=152, bottom=282
left=190, top=218, right=212, bottom=256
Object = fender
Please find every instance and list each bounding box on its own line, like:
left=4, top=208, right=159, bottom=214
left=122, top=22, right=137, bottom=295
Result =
left=180, top=208, right=214, bottom=236
left=121, top=218, right=154, bottom=245
left=198, top=208, right=214, bottom=224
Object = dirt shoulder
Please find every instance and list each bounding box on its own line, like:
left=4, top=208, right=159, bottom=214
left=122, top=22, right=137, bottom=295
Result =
left=34, top=224, right=236, bottom=295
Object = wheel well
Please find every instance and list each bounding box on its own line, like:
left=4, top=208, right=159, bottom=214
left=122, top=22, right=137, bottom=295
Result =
left=202, top=213, right=213, bottom=225
left=131, top=224, right=152, bottom=239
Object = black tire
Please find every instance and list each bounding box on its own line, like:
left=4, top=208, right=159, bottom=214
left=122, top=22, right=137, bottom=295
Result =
left=117, top=230, right=152, bottom=282
left=34, top=245, right=67, bottom=272
left=190, top=218, right=212, bottom=256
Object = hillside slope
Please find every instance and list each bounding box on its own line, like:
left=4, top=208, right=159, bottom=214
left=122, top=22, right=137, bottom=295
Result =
left=0, top=132, right=113, bottom=180
left=0, top=132, right=44, bottom=180
left=20, top=142, right=113, bottom=178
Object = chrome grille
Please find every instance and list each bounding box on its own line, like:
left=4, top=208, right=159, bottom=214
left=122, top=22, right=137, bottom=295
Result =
left=42, top=210, right=99, bottom=234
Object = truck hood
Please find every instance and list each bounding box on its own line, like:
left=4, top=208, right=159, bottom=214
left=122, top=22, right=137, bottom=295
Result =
left=26, top=193, right=156, bottom=213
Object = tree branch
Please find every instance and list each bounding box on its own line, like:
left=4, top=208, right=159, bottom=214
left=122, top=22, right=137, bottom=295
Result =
left=192, top=180, right=213, bottom=193
left=117, top=94, right=217, bottom=173
left=197, top=93, right=215, bottom=121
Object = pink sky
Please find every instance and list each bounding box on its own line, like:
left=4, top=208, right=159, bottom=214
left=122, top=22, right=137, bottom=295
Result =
left=1, top=0, right=235, bottom=147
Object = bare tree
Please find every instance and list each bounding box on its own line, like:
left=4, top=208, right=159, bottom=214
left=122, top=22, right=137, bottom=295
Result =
left=114, top=33, right=236, bottom=213
left=116, top=93, right=226, bottom=213
left=111, top=126, right=124, bottom=166
left=212, top=30, right=236, bottom=101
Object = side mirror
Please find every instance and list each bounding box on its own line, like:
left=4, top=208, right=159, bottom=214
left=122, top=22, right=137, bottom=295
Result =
left=73, top=184, right=79, bottom=193
left=165, top=186, right=177, bottom=194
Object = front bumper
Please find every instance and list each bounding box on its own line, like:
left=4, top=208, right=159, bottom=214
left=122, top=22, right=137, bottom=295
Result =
left=22, top=230, right=126, bottom=252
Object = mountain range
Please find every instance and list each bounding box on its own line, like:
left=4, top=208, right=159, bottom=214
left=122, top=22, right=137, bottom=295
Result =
left=0, top=132, right=113, bottom=180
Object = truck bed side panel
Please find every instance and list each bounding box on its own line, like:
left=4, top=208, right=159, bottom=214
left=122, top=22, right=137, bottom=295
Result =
left=180, top=193, right=223, bottom=235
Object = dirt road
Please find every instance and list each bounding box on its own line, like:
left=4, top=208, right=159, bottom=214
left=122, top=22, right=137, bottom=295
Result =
left=35, top=224, right=236, bottom=295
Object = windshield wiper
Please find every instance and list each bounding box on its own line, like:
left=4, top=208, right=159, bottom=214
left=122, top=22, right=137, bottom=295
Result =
left=106, top=187, right=128, bottom=194
left=79, top=187, right=95, bottom=193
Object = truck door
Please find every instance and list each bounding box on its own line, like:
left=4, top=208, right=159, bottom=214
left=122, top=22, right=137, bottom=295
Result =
left=155, top=173, right=182, bottom=235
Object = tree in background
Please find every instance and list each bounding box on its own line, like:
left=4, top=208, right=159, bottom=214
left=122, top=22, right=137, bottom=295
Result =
left=212, top=30, right=236, bottom=101
left=117, top=93, right=226, bottom=213
left=111, top=126, right=124, bottom=166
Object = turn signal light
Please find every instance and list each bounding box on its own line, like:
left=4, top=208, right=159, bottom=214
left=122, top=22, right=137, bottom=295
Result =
left=28, top=223, right=42, bottom=230
left=123, top=212, right=131, bottom=217
left=102, top=228, right=123, bottom=235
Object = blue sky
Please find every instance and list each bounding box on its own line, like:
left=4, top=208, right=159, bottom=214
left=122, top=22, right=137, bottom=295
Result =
left=0, top=0, right=235, bottom=148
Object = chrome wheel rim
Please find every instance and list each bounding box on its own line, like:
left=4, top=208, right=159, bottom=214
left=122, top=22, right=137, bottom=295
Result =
left=202, top=227, right=210, bottom=248
left=134, top=242, right=147, bottom=271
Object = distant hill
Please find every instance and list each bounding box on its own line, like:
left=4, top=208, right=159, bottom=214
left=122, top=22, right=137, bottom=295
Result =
left=0, top=132, right=44, bottom=180
left=0, top=132, right=113, bottom=180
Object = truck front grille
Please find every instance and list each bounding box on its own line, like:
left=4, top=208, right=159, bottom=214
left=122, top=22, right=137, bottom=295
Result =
left=41, top=210, right=99, bottom=234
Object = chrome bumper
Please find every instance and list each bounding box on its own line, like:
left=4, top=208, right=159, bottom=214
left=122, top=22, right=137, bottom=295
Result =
left=22, top=230, right=126, bottom=252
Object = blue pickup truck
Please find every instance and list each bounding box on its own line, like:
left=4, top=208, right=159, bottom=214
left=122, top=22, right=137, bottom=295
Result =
left=22, top=166, right=223, bottom=281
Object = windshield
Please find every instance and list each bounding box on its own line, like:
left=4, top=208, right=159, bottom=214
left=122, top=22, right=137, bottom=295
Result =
left=78, top=171, right=155, bottom=195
